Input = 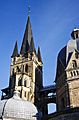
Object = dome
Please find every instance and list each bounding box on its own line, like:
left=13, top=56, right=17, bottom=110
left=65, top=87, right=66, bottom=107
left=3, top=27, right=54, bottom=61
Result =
left=57, top=29, right=79, bottom=68
left=0, top=91, right=38, bottom=120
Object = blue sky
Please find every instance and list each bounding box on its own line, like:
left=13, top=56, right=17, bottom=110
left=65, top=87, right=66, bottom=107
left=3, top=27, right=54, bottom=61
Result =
left=0, top=0, right=79, bottom=113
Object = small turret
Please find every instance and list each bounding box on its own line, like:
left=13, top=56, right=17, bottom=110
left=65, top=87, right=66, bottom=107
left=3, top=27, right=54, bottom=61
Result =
left=11, top=41, right=18, bottom=57
left=71, top=28, right=79, bottom=39
left=37, top=46, right=42, bottom=62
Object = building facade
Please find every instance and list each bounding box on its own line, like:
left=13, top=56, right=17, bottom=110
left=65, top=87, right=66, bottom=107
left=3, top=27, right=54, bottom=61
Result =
left=46, top=29, right=79, bottom=120
left=1, top=6, right=79, bottom=120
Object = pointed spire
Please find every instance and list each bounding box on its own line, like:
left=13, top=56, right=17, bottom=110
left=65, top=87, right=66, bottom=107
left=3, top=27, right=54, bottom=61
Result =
left=20, top=16, right=33, bottom=55
left=28, top=37, right=36, bottom=53
left=37, top=46, right=42, bottom=62
left=11, top=41, right=18, bottom=57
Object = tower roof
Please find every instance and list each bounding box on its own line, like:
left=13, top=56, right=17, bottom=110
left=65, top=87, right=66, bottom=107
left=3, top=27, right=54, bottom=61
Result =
left=11, top=41, right=18, bottom=57
left=29, top=37, right=36, bottom=53
left=20, top=16, right=35, bottom=54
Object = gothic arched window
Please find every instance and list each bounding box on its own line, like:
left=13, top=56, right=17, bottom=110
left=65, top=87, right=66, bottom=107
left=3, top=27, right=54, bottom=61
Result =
left=72, top=60, right=77, bottom=68
left=24, top=80, right=27, bottom=87
left=25, top=64, right=28, bottom=72
left=18, top=79, right=22, bottom=86
left=17, top=66, right=20, bottom=72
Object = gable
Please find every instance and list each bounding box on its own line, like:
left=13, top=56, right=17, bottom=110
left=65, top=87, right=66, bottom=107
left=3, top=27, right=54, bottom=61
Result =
left=66, top=50, right=79, bottom=70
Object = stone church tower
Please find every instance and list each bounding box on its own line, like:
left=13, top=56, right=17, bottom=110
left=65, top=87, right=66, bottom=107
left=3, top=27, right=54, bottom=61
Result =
left=1, top=16, right=43, bottom=112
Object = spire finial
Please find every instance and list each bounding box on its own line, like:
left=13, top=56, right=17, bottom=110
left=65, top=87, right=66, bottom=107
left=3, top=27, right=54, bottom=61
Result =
left=28, top=0, right=31, bottom=17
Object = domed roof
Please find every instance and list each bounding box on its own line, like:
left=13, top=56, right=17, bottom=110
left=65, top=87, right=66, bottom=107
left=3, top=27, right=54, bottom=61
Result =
left=57, top=29, right=79, bottom=68
left=0, top=91, right=38, bottom=120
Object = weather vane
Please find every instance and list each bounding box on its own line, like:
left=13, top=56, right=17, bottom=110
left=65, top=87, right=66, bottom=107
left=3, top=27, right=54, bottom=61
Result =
left=28, top=0, right=31, bottom=16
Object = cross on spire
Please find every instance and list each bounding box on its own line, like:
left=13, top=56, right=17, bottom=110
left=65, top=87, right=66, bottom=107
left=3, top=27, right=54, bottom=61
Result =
left=28, top=0, right=31, bottom=16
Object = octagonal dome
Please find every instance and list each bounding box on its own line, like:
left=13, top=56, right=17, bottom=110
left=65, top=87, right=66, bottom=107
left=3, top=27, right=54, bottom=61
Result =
left=0, top=91, right=38, bottom=120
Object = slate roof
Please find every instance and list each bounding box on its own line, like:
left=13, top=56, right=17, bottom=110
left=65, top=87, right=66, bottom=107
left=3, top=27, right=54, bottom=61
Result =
left=28, top=37, right=36, bottom=53
left=20, top=16, right=36, bottom=55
